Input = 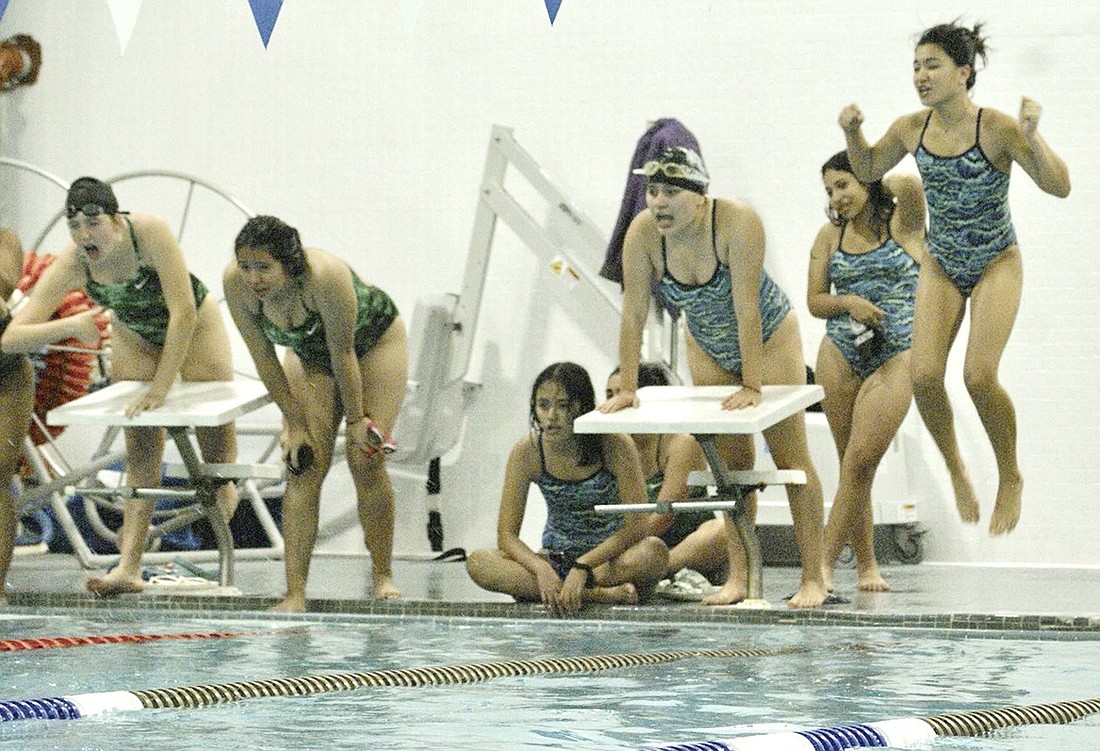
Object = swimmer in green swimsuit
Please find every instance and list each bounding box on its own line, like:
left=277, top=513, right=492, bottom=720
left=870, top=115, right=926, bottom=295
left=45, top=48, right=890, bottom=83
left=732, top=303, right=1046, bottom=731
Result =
left=4, top=178, right=240, bottom=598
left=225, top=215, right=408, bottom=611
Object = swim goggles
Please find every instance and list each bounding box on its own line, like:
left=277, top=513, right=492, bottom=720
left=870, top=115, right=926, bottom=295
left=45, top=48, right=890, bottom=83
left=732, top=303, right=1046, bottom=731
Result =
left=631, top=159, right=709, bottom=192
left=633, top=161, right=696, bottom=180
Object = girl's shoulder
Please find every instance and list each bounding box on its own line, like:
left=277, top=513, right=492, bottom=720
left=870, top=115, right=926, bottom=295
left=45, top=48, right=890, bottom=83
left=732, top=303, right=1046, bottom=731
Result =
left=507, top=433, right=542, bottom=474
left=222, top=261, right=261, bottom=311
left=624, top=208, right=659, bottom=245
left=713, top=196, right=760, bottom=230
left=976, top=106, right=1021, bottom=140
left=126, top=213, right=180, bottom=259
left=895, top=109, right=932, bottom=133
left=711, top=195, right=747, bottom=217
left=302, top=248, right=354, bottom=284
left=45, top=243, right=86, bottom=280
left=126, top=212, right=170, bottom=239
left=889, top=110, right=933, bottom=152
left=300, top=249, right=357, bottom=304
left=808, top=222, right=840, bottom=270
left=813, top=220, right=842, bottom=248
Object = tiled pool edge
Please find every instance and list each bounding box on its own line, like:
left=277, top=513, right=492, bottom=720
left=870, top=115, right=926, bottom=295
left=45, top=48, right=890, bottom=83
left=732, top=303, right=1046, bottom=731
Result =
left=7, top=592, right=1099, bottom=637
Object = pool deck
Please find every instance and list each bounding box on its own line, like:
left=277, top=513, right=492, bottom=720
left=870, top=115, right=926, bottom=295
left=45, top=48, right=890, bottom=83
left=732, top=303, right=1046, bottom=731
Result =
left=5, top=551, right=1099, bottom=634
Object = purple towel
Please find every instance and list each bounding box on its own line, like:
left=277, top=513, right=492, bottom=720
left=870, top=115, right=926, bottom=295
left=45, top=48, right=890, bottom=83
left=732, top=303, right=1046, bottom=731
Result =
left=600, top=118, right=703, bottom=286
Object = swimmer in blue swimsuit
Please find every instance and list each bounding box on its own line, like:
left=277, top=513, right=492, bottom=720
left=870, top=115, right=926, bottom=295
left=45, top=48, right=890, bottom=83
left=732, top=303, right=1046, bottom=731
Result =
left=465, top=362, right=668, bottom=617
left=840, top=21, right=1070, bottom=536
left=602, top=146, right=829, bottom=609
left=808, top=151, right=925, bottom=592
left=4, top=178, right=241, bottom=598
left=227, top=215, right=409, bottom=611
left=914, top=109, right=1014, bottom=298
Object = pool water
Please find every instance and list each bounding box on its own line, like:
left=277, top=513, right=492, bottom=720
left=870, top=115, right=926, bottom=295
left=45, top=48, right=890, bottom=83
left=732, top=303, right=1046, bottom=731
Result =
left=1, top=609, right=1098, bottom=750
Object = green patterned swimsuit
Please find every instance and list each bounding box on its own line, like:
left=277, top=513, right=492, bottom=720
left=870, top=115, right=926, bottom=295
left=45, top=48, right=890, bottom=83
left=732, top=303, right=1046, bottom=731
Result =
left=80, top=218, right=207, bottom=347
left=645, top=436, right=710, bottom=548
left=258, top=270, right=398, bottom=374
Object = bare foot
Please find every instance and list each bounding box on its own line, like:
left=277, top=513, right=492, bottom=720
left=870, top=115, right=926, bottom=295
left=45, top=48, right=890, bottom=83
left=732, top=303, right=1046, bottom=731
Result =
left=85, top=571, right=144, bottom=597
left=269, top=594, right=306, bottom=613
left=786, top=581, right=829, bottom=609
left=856, top=568, right=890, bottom=592
left=989, top=474, right=1023, bottom=536
left=584, top=582, right=639, bottom=606
left=373, top=574, right=402, bottom=601
left=702, top=580, right=747, bottom=606
left=951, top=469, right=980, bottom=524
left=822, top=566, right=835, bottom=594
left=613, top=583, right=639, bottom=605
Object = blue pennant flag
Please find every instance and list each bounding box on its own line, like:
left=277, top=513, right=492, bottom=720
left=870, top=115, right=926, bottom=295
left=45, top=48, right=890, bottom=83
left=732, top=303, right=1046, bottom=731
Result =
left=247, top=0, right=284, bottom=48
left=544, top=0, right=561, bottom=25
left=0, top=0, right=9, bottom=25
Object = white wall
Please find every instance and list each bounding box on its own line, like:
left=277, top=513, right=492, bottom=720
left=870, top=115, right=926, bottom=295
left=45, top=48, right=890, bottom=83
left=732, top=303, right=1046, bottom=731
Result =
left=2, top=1, right=1097, bottom=566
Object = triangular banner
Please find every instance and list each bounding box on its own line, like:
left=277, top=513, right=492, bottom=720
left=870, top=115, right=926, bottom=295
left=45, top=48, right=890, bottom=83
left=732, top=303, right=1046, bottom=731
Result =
left=544, top=0, right=562, bottom=25
left=396, top=0, right=421, bottom=31
left=247, top=0, right=284, bottom=48
left=0, top=0, right=9, bottom=26
left=106, top=0, right=143, bottom=55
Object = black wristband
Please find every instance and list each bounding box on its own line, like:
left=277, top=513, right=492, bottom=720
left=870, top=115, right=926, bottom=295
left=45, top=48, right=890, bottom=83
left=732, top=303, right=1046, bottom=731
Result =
left=570, top=561, right=594, bottom=588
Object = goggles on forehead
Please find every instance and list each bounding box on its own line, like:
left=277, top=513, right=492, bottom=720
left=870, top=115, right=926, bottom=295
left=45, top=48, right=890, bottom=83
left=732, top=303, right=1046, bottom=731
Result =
left=66, top=203, right=109, bottom=219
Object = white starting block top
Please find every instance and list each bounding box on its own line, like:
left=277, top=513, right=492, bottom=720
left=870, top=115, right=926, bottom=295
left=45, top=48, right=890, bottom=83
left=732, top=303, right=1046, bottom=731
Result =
left=47, top=379, right=272, bottom=428
left=574, top=385, right=823, bottom=436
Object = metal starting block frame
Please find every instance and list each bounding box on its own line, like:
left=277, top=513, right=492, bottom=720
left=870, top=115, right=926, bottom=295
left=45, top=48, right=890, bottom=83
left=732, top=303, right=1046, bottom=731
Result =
left=595, top=470, right=806, bottom=515
left=45, top=379, right=281, bottom=588
left=575, top=384, right=823, bottom=607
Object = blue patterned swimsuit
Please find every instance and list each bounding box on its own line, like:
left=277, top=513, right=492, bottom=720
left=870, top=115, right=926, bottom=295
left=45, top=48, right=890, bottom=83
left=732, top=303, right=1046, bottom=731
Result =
left=914, top=109, right=1016, bottom=297
left=537, top=435, right=624, bottom=578
left=826, top=225, right=920, bottom=379
left=657, top=200, right=791, bottom=373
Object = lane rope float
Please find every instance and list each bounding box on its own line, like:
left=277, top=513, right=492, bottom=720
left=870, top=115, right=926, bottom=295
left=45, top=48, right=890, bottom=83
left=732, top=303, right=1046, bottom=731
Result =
left=0, top=646, right=803, bottom=722
left=639, top=697, right=1100, bottom=750
left=0, top=629, right=301, bottom=653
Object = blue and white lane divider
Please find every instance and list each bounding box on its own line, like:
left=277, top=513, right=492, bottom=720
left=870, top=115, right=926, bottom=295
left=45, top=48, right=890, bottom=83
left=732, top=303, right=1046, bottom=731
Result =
left=0, top=647, right=800, bottom=722
left=641, top=718, right=934, bottom=750
left=642, top=696, right=1100, bottom=750
left=0, top=691, right=143, bottom=721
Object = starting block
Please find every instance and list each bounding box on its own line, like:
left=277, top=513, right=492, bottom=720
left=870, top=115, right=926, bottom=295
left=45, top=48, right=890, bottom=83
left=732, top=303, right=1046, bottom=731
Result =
left=46, top=379, right=279, bottom=588
left=575, top=384, right=823, bottom=607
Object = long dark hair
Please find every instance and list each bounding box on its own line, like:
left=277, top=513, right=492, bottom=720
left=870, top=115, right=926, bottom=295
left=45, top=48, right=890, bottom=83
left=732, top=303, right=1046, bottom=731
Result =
left=822, top=151, right=895, bottom=238
left=530, top=362, right=601, bottom=467
left=608, top=362, right=671, bottom=388
left=917, top=20, right=988, bottom=90
left=234, top=215, right=308, bottom=279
